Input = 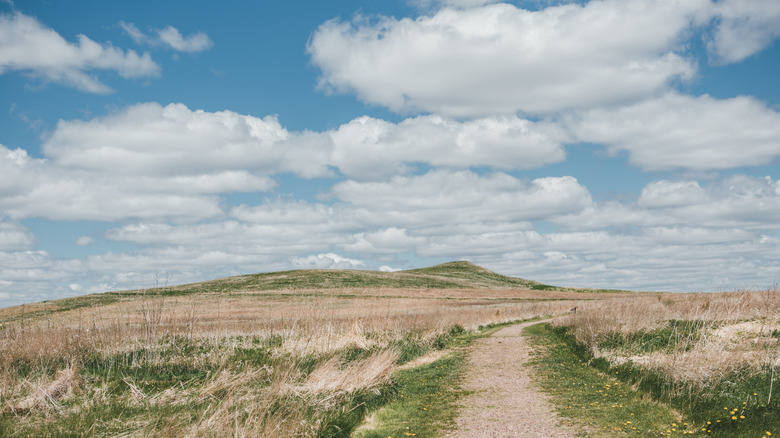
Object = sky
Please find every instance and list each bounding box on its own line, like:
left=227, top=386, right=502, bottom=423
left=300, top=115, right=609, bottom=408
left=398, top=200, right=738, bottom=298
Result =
left=1, top=0, right=779, bottom=307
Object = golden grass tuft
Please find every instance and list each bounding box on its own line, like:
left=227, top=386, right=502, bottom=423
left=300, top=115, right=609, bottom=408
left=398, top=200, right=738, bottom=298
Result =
left=301, top=349, right=399, bottom=394
left=10, top=364, right=80, bottom=414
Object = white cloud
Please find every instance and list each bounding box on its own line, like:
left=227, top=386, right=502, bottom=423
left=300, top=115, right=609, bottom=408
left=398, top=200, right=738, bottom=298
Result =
left=290, top=253, right=365, bottom=270
left=647, top=176, right=780, bottom=228
left=555, top=176, right=780, bottom=233
left=308, top=0, right=704, bottom=116
left=119, top=22, right=147, bottom=45
left=411, top=0, right=500, bottom=9
left=570, top=93, right=780, bottom=171
left=0, top=222, right=34, bottom=251
left=75, top=236, right=95, bottom=246
left=638, top=180, right=708, bottom=208
left=43, top=102, right=332, bottom=178
left=706, top=0, right=780, bottom=63
left=120, top=22, right=213, bottom=53
left=3, top=172, right=780, bottom=306
left=331, top=170, right=593, bottom=226
left=156, top=26, right=212, bottom=52
left=0, top=12, right=159, bottom=93
left=329, top=114, right=567, bottom=181
left=105, top=199, right=364, bottom=254
left=342, top=227, right=427, bottom=253
left=0, top=143, right=245, bottom=221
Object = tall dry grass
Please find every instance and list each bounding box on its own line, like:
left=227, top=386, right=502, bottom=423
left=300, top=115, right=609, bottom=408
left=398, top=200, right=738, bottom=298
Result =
left=552, top=289, right=780, bottom=387
left=1, top=288, right=579, bottom=437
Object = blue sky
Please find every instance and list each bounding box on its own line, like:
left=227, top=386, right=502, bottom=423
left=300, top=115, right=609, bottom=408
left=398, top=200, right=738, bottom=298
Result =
left=1, top=0, right=779, bottom=306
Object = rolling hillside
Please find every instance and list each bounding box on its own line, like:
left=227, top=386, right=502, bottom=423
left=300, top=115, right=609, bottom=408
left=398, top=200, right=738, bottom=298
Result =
left=0, top=261, right=550, bottom=323
left=168, top=260, right=549, bottom=294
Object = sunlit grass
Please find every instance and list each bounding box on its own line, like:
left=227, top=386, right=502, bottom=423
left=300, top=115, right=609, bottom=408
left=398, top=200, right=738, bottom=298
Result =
left=526, top=322, right=685, bottom=436
left=0, top=263, right=582, bottom=437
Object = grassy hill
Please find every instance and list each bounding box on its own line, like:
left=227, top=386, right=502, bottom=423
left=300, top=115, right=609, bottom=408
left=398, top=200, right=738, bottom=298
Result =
left=166, top=260, right=549, bottom=295
left=0, top=261, right=550, bottom=324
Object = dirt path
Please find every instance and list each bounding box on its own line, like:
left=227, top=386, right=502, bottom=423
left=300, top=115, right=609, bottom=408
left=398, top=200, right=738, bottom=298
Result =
left=447, top=320, right=576, bottom=437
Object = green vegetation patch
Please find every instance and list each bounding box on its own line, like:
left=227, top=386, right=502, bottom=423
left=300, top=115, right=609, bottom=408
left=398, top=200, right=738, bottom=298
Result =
left=130, top=261, right=547, bottom=297
left=352, top=352, right=466, bottom=438
left=538, top=324, right=780, bottom=437
left=525, top=322, right=688, bottom=437
left=597, top=320, right=707, bottom=354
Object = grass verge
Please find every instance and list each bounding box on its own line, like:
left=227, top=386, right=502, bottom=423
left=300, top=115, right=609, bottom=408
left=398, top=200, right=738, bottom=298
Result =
left=528, top=322, right=778, bottom=437
left=351, top=352, right=465, bottom=438
left=525, top=322, right=689, bottom=437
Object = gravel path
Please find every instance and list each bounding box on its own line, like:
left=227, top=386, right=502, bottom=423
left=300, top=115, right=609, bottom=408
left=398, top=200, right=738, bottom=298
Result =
left=448, top=320, right=576, bottom=437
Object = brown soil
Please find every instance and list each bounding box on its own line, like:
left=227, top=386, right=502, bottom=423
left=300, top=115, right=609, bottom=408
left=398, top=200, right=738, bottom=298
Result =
left=447, top=320, right=576, bottom=437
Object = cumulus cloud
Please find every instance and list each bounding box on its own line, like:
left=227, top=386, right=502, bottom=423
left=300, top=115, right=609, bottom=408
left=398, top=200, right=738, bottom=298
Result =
left=308, top=0, right=703, bottom=116
left=640, top=176, right=780, bottom=228
left=0, top=144, right=226, bottom=220
left=120, top=22, right=213, bottom=53
left=43, top=102, right=332, bottom=178
left=0, top=12, right=159, bottom=93
left=474, top=229, right=780, bottom=291
left=106, top=219, right=349, bottom=255
left=0, top=222, right=34, bottom=251
left=706, top=0, right=780, bottom=63
left=555, top=176, right=780, bottom=231
left=329, top=114, right=567, bottom=181
left=331, top=170, right=593, bottom=226
left=290, top=253, right=365, bottom=269
left=570, top=93, right=780, bottom=171
left=342, top=227, right=427, bottom=253
left=4, top=172, right=780, bottom=305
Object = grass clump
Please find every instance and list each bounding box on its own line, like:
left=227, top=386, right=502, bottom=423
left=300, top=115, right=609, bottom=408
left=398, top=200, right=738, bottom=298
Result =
left=597, top=319, right=707, bottom=354
left=352, top=325, right=480, bottom=438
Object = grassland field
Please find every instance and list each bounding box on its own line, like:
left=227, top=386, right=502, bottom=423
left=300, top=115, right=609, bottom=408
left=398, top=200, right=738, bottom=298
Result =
left=0, top=261, right=777, bottom=437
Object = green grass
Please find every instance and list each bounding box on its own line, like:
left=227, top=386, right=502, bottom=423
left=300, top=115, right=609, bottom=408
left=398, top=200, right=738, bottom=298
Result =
left=525, top=322, right=689, bottom=437
left=352, top=353, right=464, bottom=438
left=534, top=323, right=780, bottom=437
left=597, top=319, right=707, bottom=354
left=168, top=261, right=544, bottom=295
left=607, top=361, right=779, bottom=437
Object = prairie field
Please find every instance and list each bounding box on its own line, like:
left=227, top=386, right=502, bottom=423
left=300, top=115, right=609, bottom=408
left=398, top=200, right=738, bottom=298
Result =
left=1, top=262, right=777, bottom=437
left=0, top=262, right=589, bottom=437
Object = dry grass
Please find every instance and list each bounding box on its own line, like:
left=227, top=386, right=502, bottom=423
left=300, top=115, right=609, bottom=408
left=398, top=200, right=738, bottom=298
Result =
left=0, top=286, right=585, bottom=437
left=553, top=289, right=780, bottom=386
